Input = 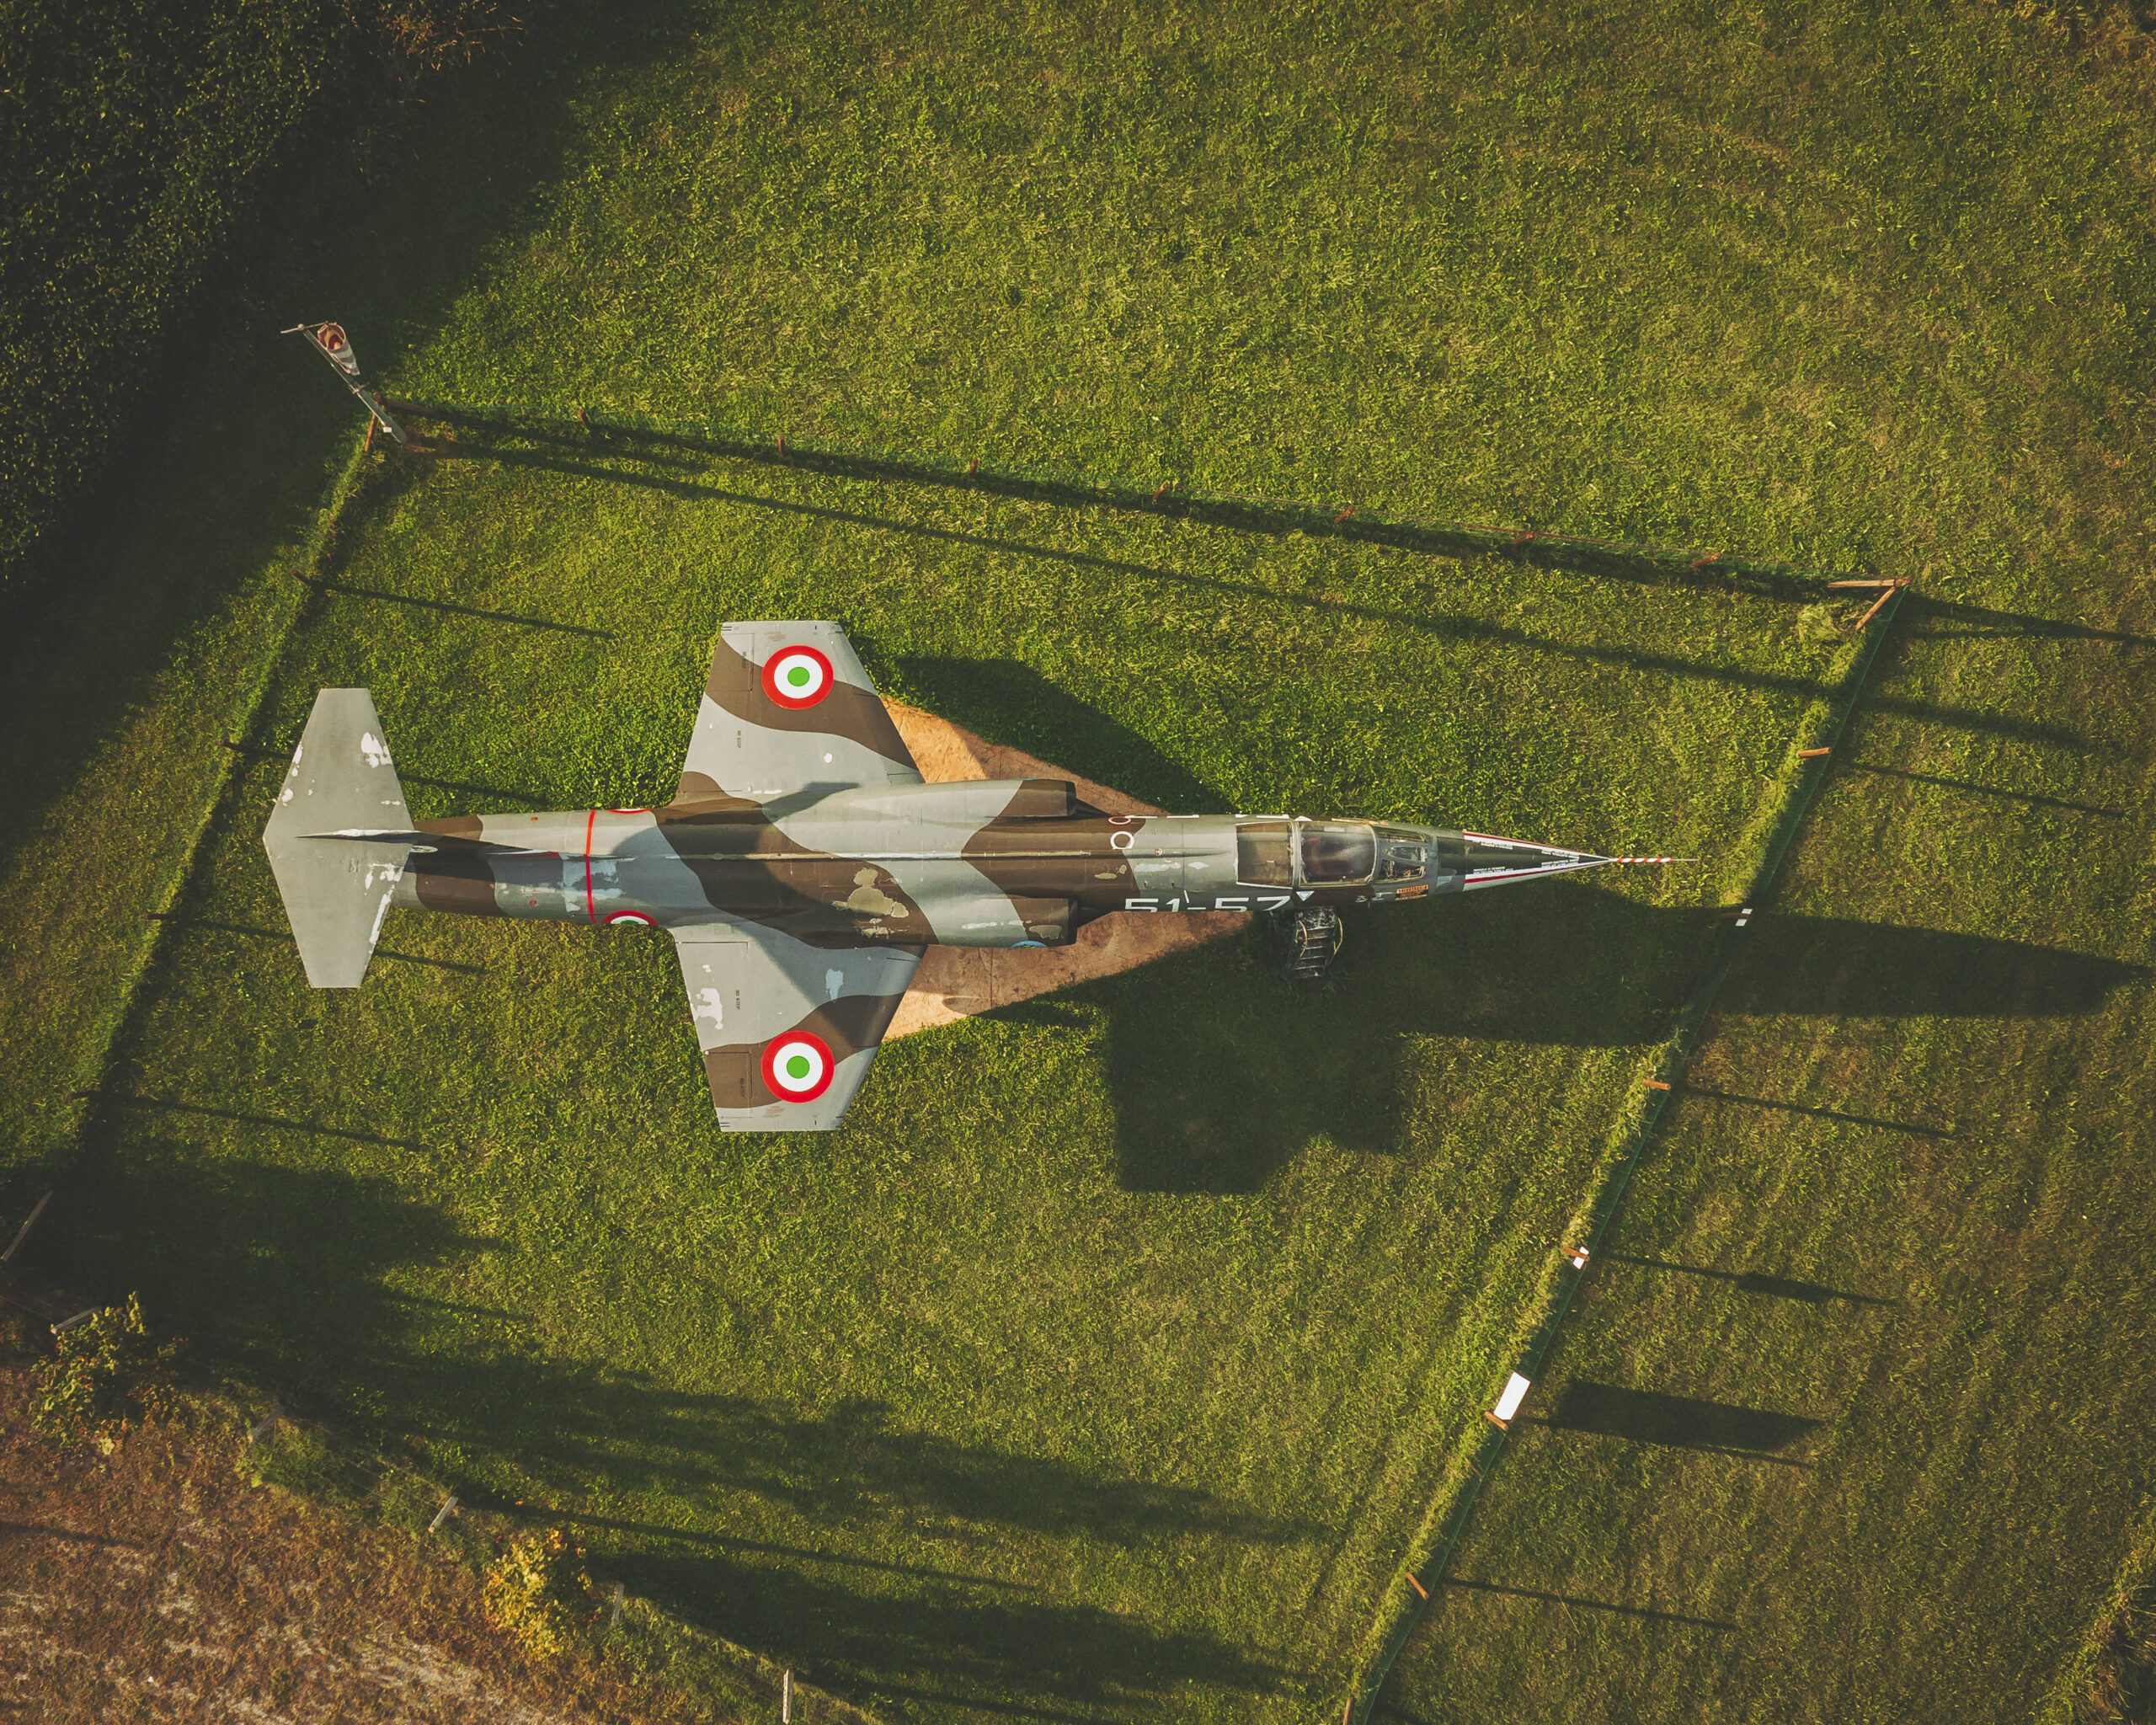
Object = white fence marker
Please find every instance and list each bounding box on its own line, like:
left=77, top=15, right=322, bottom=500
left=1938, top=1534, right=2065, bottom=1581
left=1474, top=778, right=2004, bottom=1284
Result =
left=608, top=1581, right=625, bottom=1628
left=427, top=1493, right=459, bottom=1532
left=782, top=1668, right=793, bottom=1722
left=1486, top=1372, right=1532, bottom=1430
left=51, top=1309, right=96, bottom=1334
left=247, top=1402, right=284, bottom=1443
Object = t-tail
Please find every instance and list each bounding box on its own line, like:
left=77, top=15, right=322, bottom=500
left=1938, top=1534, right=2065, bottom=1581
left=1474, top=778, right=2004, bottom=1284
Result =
left=261, top=689, right=414, bottom=987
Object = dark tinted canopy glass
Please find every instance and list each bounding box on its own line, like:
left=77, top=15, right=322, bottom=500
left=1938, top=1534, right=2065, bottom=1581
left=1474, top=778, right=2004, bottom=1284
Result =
left=1298, top=821, right=1376, bottom=883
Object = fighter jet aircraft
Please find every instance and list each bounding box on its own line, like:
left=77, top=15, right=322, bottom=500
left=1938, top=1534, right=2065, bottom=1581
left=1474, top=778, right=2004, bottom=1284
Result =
left=264, top=622, right=1662, bottom=1131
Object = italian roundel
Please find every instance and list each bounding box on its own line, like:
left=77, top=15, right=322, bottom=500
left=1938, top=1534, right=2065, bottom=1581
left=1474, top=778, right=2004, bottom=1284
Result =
left=761, top=644, right=835, bottom=709
left=761, top=1030, right=835, bottom=1102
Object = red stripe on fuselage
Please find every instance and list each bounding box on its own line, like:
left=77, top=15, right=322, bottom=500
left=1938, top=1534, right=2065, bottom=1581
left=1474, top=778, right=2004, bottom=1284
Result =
left=584, top=809, right=597, bottom=924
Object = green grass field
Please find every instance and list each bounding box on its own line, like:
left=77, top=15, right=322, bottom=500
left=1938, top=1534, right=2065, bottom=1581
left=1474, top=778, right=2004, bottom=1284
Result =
left=3, top=2, right=2153, bottom=1721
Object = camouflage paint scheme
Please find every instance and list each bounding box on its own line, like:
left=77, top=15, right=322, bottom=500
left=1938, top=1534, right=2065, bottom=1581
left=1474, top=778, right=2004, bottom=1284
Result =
left=264, top=622, right=1622, bottom=1132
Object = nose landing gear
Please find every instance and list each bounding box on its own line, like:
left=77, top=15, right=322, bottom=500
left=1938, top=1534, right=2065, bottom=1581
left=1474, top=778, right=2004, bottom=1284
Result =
left=1274, top=906, right=1345, bottom=979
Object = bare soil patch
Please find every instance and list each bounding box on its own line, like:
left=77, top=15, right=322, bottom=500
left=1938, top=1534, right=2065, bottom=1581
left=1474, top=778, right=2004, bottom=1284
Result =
left=0, top=1365, right=710, bottom=1725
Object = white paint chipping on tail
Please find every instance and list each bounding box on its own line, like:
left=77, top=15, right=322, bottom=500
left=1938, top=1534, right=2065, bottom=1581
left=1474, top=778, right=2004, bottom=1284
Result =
left=262, top=689, right=411, bottom=989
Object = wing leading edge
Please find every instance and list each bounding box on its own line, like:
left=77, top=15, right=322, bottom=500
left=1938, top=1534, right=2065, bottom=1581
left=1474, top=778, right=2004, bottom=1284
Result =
left=675, top=924, right=921, bottom=1132
left=677, top=621, right=921, bottom=804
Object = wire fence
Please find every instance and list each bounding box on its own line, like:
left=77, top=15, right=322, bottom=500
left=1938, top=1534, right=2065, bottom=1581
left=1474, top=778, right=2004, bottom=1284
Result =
left=383, top=395, right=1858, bottom=602
left=367, top=385, right=1892, bottom=1721
left=1338, top=586, right=1909, bottom=1723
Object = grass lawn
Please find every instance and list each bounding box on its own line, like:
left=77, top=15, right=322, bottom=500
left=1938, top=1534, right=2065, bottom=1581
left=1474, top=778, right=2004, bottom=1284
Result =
left=5, top=2, right=2153, bottom=1722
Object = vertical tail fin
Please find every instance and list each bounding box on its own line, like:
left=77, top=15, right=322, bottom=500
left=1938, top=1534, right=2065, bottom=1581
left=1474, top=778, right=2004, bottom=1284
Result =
left=261, top=689, right=412, bottom=988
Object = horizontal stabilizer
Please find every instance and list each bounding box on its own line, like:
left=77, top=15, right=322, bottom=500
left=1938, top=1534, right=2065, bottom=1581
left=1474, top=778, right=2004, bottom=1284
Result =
left=263, top=689, right=412, bottom=987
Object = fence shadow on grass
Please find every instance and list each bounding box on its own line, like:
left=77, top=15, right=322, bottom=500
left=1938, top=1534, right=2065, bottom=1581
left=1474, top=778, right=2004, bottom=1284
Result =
left=451, top=441, right=2101, bottom=755
left=600, top=1545, right=1297, bottom=1717
left=1075, top=879, right=2144, bottom=1193
left=421, top=413, right=1820, bottom=603
left=48, top=1138, right=1309, bottom=1716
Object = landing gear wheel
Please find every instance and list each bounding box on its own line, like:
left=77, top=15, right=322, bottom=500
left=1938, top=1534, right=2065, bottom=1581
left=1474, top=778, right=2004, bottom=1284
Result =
left=1274, top=906, right=1345, bottom=979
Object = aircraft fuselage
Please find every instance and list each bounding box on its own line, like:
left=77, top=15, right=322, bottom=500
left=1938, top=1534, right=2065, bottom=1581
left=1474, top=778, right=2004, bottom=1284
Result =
left=389, top=777, right=1608, bottom=950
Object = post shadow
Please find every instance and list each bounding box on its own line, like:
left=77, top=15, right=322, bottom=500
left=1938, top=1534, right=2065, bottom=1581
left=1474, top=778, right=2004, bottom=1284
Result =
left=1842, top=760, right=2125, bottom=819
left=144, top=911, right=486, bottom=975
left=1440, top=1578, right=1739, bottom=1631
left=1676, top=1083, right=1953, bottom=1138
left=1719, top=917, right=2145, bottom=1017
left=1905, top=594, right=2153, bottom=647
left=296, top=572, right=613, bottom=638
left=1537, top=1381, right=1823, bottom=1459
left=1067, top=879, right=2143, bottom=1193
left=1604, top=1254, right=1896, bottom=1306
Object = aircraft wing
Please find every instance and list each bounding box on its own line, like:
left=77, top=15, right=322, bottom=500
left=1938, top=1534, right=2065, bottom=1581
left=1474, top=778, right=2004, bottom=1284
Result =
left=674, top=924, right=921, bottom=1132
left=676, top=621, right=921, bottom=804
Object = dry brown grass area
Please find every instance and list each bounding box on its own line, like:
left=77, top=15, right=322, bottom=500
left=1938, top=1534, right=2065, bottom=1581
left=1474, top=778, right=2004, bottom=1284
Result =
left=0, top=1366, right=711, bottom=1725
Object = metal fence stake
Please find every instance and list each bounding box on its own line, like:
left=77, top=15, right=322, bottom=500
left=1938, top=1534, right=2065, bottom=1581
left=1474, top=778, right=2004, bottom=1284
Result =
left=2, top=1192, right=52, bottom=1265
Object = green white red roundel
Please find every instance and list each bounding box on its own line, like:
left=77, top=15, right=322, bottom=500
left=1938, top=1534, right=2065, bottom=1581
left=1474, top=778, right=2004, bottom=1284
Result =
left=762, top=645, right=835, bottom=709
left=762, top=1030, right=835, bottom=1102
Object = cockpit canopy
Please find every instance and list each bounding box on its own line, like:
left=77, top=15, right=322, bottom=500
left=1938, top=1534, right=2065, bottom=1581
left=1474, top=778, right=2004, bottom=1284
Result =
left=1236, top=820, right=1433, bottom=888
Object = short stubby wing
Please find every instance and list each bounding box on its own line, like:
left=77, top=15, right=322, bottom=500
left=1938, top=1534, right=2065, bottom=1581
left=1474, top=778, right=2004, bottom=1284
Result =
left=676, top=621, right=921, bottom=804
left=674, top=922, right=922, bottom=1132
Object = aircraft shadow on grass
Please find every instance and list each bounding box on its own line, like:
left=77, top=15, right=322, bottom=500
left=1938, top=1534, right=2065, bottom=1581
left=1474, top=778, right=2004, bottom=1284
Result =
left=891, top=655, right=1229, bottom=814
left=42, top=1144, right=1306, bottom=1717
left=1031, top=880, right=2147, bottom=1194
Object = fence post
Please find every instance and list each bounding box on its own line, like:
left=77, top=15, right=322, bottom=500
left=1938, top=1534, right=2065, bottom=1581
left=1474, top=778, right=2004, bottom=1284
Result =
left=1, top=1192, right=52, bottom=1265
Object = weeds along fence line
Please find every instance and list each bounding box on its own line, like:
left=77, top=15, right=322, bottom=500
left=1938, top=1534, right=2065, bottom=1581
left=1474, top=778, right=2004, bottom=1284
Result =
left=1340, top=588, right=1911, bottom=1725
left=52, top=426, right=375, bottom=1137
left=385, top=397, right=1850, bottom=602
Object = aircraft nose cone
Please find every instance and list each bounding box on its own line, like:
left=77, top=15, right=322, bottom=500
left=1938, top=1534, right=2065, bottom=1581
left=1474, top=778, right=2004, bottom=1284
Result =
left=1456, top=830, right=1608, bottom=882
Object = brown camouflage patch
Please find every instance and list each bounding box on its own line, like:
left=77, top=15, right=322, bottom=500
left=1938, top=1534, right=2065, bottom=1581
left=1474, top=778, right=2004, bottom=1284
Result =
left=702, top=988, right=915, bottom=1108
left=705, top=637, right=915, bottom=773
left=961, top=781, right=1139, bottom=905
left=670, top=769, right=732, bottom=804
left=654, top=795, right=934, bottom=938
left=410, top=849, right=504, bottom=916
